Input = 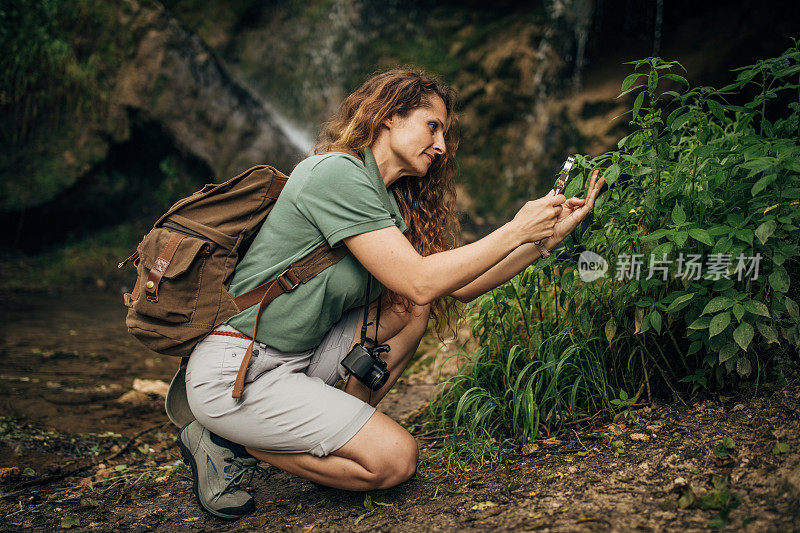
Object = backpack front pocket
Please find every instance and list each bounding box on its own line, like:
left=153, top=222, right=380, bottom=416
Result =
left=128, top=227, right=213, bottom=324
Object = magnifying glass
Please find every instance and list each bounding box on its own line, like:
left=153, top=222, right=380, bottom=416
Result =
left=533, top=155, right=576, bottom=258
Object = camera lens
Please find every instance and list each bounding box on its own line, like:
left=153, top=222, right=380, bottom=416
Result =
left=367, top=367, right=389, bottom=391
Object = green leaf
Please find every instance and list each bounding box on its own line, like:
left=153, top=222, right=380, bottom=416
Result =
left=641, top=228, right=671, bottom=242
left=709, top=312, right=731, bottom=337
left=687, top=340, right=703, bottom=355
left=674, top=231, right=688, bottom=247
left=722, top=436, right=736, bottom=449
left=743, top=300, right=770, bottom=317
left=726, top=213, right=745, bottom=227
left=755, top=220, right=777, bottom=244
left=670, top=112, right=692, bottom=131
left=651, top=241, right=673, bottom=259
left=688, top=316, right=711, bottom=329
left=618, top=84, right=644, bottom=98
left=736, top=356, right=752, bottom=377
left=671, top=204, right=687, bottom=225
left=650, top=311, right=662, bottom=334
left=503, top=284, right=516, bottom=299
left=774, top=64, right=800, bottom=77
left=742, top=157, right=774, bottom=172
left=786, top=298, right=799, bottom=321
left=648, top=68, right=658, bottom=94
left=751, top=174, right=777, bottom=196
left=756, top=322, right=779, bottom=343
left=732, top=304, right=745, bottom=322
left=621, top=73, right=645, bottom=92
left=632, top=91, right=645, bottom=119
left=735, top=229, right=754, bottom=245
left=713, top=444, right=730, bottom=458
left=706, top=99, right=725, bottom=121
left=604, top=163, right=621, bottom=186
left=733, top=322, right=754, bottom=351
left=663, top=73, right=689, bottom=86
left=718, top=342, right=738, bottom=363
left=702, top=296, right=734, bottom=315
left=667, top=293, right=695, bottom=314
left=768, top=267, right=790, bottom=293
left=709, top=224, right=733, bottom=236
left=782, top=158, right=800, bottom=173
left=772, top=442, right=790, bottom=455
left=688, top=228, right=714, bottom=246
left=714, top=279, right=735, bottom=292
left=666, top=107, right=685, bottom=128
left=605, top=317, right=617, bottom=343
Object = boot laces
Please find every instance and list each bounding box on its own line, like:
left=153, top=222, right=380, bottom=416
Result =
left=213, top=458, right=270, bottom=501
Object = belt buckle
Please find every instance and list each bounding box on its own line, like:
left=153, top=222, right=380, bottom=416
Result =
left=276, top=267, right=300, bottom=291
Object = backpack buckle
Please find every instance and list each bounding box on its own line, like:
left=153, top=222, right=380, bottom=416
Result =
left=276, top=267, right=300, bottom=291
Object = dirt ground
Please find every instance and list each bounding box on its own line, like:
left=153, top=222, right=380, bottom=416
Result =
left=1, top=290, right=799, bottom=532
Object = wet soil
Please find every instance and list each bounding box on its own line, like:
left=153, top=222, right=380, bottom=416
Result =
left=1, top=290, right=799, bottom=532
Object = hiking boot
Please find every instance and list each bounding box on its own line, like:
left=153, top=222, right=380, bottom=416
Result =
left=177, top=421, right=257, bottom=520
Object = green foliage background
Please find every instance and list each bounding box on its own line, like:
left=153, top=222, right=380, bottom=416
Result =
left=427, top=43, right=800, bottom=464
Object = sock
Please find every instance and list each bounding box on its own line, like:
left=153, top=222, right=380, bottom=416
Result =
left=209, top=431, right=253, bottom=458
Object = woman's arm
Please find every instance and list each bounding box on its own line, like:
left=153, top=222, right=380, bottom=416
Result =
left=452, top=170, right=606, bottom=302
left=344, top=194, right=565, bottom=305
left=448, top=240, right=547, bottom=303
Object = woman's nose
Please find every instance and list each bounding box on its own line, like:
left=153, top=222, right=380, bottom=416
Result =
left=433, top=133, right=446, bottom=155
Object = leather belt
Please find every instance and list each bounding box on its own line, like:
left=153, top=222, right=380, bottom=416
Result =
left=209, top=330, right=252, bottom=341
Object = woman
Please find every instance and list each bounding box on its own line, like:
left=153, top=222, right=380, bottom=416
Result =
left=177, top=69, right=604, bottom=519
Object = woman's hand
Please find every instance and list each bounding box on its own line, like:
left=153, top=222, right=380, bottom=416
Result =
left=510, top=193, right=567, bottom=244
left=543, top=169, right=605, bottom=248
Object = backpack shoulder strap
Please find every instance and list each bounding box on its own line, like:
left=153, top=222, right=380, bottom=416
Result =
left=232, top=242, right=348, bottom=311
left=230, top=242, right=348, bottom=398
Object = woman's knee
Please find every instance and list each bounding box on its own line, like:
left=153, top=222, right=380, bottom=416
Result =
left=335, top=412, right=418, bottom=489
left=370, top=431, right=418, bottom=489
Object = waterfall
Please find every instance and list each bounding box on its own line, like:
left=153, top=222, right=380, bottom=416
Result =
left=547, top=0, right=595, bottom=90
left=653, top=0, right=663, bottom=57
left=260, top=100, right=316, bottom=154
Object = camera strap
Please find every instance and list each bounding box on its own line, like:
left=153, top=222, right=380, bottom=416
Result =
left=359, top=273, right=380, bottom=346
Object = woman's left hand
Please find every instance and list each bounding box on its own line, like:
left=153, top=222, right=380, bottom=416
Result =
left=544, top=169, right=605, bottom=248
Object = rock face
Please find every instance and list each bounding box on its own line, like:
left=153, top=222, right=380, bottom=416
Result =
left=4, top=0, right=797, bottom=251
left=113, top=2, right=304, bottom=179
left=0, top=1, right=303, bottom=249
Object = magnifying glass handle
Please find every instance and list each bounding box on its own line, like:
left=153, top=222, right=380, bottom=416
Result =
left=533, top=155, right=575, bottom=258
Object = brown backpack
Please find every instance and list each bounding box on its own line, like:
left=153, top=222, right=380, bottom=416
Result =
left=119, top=164, right=346, bottom=365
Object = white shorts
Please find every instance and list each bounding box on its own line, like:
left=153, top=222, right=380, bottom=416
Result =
left=185, top=308, right=375, bottom=457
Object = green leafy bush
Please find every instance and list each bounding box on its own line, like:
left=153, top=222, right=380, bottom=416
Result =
left=428, top=41, right=800, bottom=460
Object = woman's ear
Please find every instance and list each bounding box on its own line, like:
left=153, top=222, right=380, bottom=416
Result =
left=382, top=113, right=395, bottom=130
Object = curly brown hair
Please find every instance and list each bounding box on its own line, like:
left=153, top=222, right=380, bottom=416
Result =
left=315, top=68, right=461, bottom=336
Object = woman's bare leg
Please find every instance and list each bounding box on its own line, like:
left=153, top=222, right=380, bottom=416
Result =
left=247, top=410, right=417, bottom=490
left=344, top=301, right=430, bottom=406
left=245, top=303, right=429, bottom=491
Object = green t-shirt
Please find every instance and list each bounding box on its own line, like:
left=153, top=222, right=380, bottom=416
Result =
left=226, top=147, right=407, bottom=351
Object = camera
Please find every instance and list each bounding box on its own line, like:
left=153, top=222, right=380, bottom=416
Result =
left=342, top=343, right=390, bottom=391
